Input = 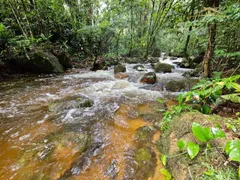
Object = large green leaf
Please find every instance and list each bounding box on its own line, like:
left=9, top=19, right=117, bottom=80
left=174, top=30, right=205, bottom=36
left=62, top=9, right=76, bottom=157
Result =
left=192, top=122, right=214, bottom=142
left=187, top=142, right=199, bottom=159
left=229, top=148, right=240, bottom=162
left=211, top=127, right=226, bottom=138
left=225, top=140, right=240, bottom=154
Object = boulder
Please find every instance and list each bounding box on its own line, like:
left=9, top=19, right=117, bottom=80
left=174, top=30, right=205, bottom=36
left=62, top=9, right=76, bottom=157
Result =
left=183, top=63, right=202, bottom=77
left=192, top=53, right=205, bottom=64
left=114, top=72, right=129, bottom=79
left=114, top=64, right=126, bottom=74
left=154, top=63, right=174, bottom=73
left=165, top=80, right=187, bottom=92
left=49, top=95, right=94, bottom=114
left=133, top=65, right=145, bottom=71
left=56, top=52, right=73, bottom=69
left=30, top=51, right=64, bottom=73
left=140, top=72, right=157, bottom=84
left=148, top=57, right=159, bottom=63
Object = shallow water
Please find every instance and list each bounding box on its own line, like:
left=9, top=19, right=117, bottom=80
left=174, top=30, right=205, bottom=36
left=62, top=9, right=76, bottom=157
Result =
left=0, top=58, right=194, bottom=179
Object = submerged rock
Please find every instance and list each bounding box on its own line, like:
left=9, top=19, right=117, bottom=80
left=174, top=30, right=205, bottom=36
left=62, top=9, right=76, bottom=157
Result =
left=114, top=72, right=129, bottom=79
left=114, top=64, right=126, bottom=74
left=140, top=72, right=157, bottom=84
left=49, top=95, right=94, bottom=114
left=135, top=126, right=156, bottom=143
left=154, top=63, right=174, bottom=73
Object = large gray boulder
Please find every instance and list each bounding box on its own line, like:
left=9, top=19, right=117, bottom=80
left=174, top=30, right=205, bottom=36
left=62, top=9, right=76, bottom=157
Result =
left=154, top=63, right=175, bottom=73
left=31, top=51, right=64, bottom=73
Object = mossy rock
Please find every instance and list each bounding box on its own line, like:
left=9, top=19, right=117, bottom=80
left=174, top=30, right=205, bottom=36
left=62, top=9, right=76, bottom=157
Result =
left=32, top=51, right=64, bottom=73
left=49, top=95, right=94, bottom=113
left=158, top=112, right=238, bottom=180
left=183, top=63, right=202, bottom=77
left=165, top=80, right=187, bottom=92
left=135, top=126, right=156, bottom=143
left=114, top=64, right=126, bottom=74
left=154, top=63, right=175, bottom=73
left=134, top=147, right=156, bottom=179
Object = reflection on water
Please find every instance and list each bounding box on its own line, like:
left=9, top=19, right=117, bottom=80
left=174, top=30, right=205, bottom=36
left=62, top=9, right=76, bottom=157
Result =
left=0, top=70, right=165, bottom=180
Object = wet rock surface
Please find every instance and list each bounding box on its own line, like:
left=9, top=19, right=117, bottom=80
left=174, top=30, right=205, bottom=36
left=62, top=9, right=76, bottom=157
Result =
left=140, top=72, right=157, bottom=84
left=154, top=63, right=175, bottom=73
left=114, top=64, right=126, bottom=74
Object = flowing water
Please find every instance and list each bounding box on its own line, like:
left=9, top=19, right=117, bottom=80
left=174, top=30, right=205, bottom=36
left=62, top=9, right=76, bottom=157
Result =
left=0, top=57, right=194, bottom=180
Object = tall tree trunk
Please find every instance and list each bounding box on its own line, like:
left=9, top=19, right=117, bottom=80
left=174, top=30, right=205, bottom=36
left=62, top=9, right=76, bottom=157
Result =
left=129, top=0, right=133, bottom=57
left=202, top=0, right=220, bottom=78
left=183, top=0, right=195, bottom=58
left=203, top=23, right=217, bottom=77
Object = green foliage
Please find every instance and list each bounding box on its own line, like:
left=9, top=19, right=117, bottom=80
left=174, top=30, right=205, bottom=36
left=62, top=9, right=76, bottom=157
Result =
left=192, top=122, right=214, bottom=143
left=225, top=140, right=240, bottom=162
left=160, top=168, right=172, bottom=180
left=184, top=74, right=240, bottom=113
left=187, top=142, right=200, bottom=159
left=177, top=140, right=187, bottom=152
left=192, top=122, right=225, bottom=143
left=161, top=154, right=167, bottom=166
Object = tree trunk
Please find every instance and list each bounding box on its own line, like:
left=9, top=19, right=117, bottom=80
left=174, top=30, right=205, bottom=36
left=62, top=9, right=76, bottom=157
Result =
left=202, top=0, right=220, bottom=78
left=203, top=23, right=217, bottom=78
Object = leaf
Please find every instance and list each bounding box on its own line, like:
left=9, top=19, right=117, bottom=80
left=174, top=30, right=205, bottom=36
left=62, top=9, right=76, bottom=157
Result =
left=177, top=140, right=186, bottom=151
left=230, top=82, right=240, bottom=92
left=157, top=98, right=164, bottom=104
left=229, top=148, right=240, bottom=162
left=221, top=94, right=240, bottom=103
left=225, top=140, right=240, bottom=155
left=202, top=105, right=211, bottom=114
left=161, top=154, right=167, bottom=166
left=160, top=168, right=172, bottom=180
left=187, top=142, right=200, bottom=159
left=192, top=122, right=214, bottom=142
left=178, top=93, right=184, bottom=104
left=211, top=127, right=226, bottom=138
left=204, top=170, right=215, bottom=176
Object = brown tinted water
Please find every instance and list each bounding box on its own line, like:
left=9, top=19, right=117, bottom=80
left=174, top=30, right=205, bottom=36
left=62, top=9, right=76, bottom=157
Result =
left=0, top=72, right=165, bottom=180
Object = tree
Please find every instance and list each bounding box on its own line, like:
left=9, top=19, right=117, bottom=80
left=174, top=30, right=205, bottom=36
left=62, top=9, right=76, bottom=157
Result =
left=202, top=0, right=220, bottom=78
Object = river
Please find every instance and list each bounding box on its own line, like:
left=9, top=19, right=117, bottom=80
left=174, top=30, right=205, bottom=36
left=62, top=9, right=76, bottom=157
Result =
left=0, top=57, right=194, bottom=179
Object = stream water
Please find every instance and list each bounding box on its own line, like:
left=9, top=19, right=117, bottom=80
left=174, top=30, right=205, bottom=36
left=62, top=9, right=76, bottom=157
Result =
left=0, top=57, right=194, bottom=180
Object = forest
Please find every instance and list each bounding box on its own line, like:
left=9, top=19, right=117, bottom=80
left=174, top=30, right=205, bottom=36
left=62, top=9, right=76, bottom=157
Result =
left=0, top=0, right=240, bottom=179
